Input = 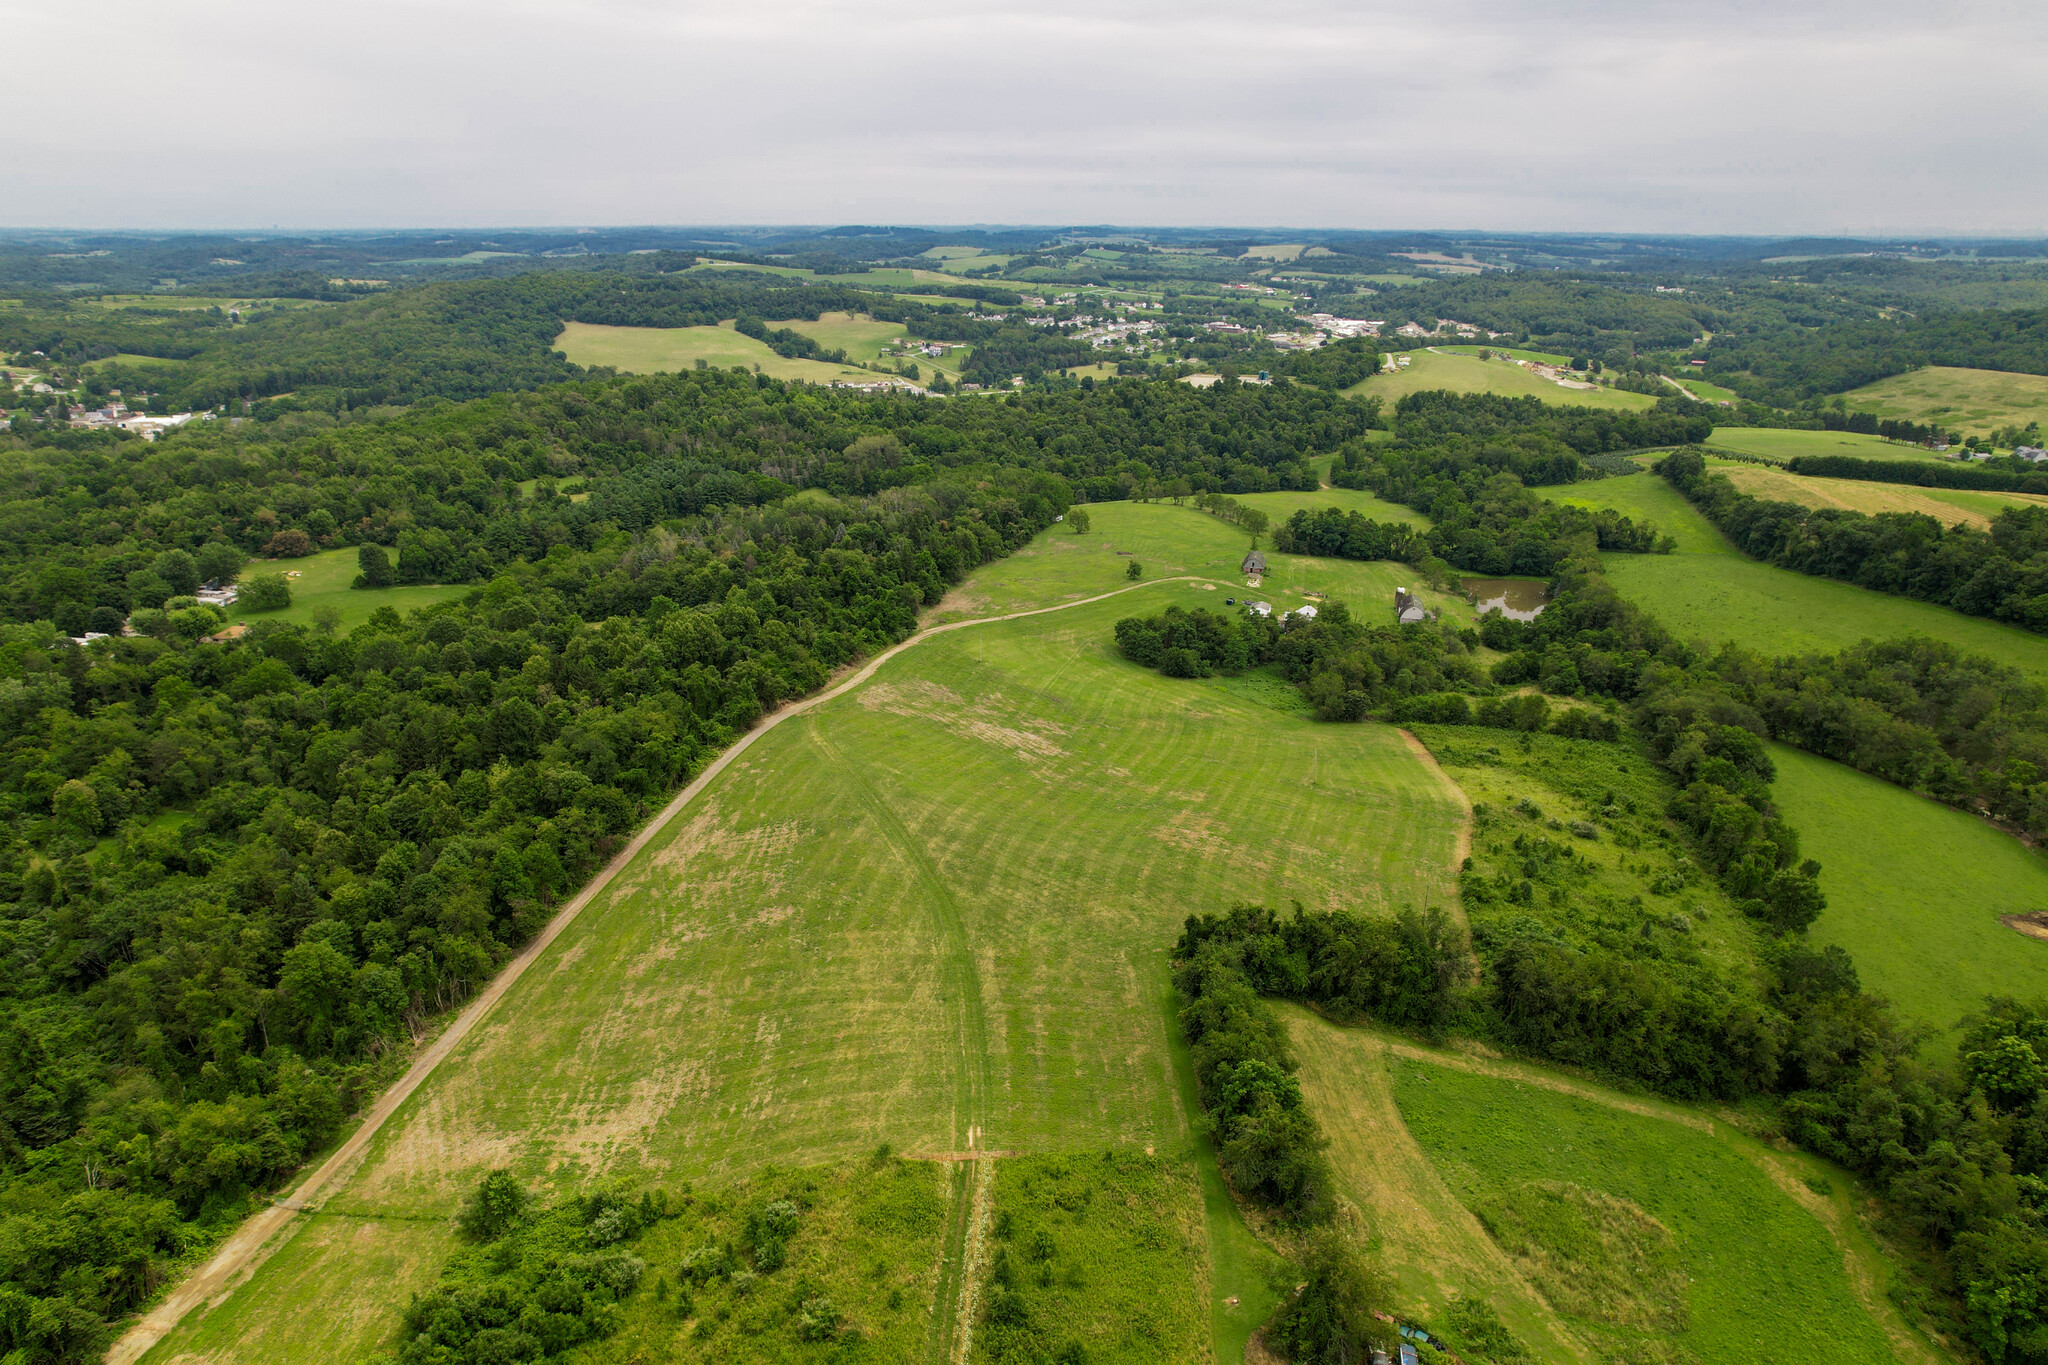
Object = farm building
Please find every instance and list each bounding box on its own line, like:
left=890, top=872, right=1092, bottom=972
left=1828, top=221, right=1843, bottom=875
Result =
left=1289, top=604, right=1318, bottom=620
left=1247, top=601, right=1273, bottom=617
left=1394, top=588, right=1432, bottom=624
left=1241, top=550, right=1267, bottom=575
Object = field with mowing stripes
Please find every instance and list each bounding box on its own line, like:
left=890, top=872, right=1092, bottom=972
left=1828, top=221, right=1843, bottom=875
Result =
left=1705, top=428, right=1946, bottom=463
left=143, top=541, right=1467, bottom=1363
left=553, top=319, right=881, bottom=383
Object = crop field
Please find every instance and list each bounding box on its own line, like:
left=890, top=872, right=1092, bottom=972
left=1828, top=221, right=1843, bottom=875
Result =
left=1344, top=348, right=1659, bottom=412
left=1845, top=365, right=2048, bottom=435
left=1771, top=745, right=2048, bottom=1057
left=938, top=499, right=1471, bottom=624
left=1704, top=428, right=1946, bottom=463
left=1540, top=478, right=2048, bottom=682
left=144, top=531, right=1469, bottom=1362
left=552, top=320, right=880, bottom=383
left=1716, top=461, right=2048, bottom=530
left=228, top=546, right=468, bottom=632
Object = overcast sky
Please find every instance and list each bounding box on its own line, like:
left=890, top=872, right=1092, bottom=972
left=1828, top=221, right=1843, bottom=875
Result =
left=5, top=0, right=2044, bottom=235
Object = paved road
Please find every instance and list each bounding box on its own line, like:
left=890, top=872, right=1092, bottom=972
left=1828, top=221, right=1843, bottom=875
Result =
left=107, top=575, right=1209, bottom=1365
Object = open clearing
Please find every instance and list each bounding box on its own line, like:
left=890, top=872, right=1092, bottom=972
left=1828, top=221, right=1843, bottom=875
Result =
left=552, top=319, right=883, bottom=383
left=1540, top=477, right=2048, bottom=683
left=942, top=498, right=1470, bottom=625
left=1382, top=1037, right=1924, bottom=1365
left=775, top=310, right=910, bottom=364
left=1705, top=428, right=1946, bottom=463
left=1716, top=460, right=2048, bottom=530
left=1290, top=1016, right=1935, bottom=1365
left=1344, top=349, right=1659, bottom=413
left=143, top=528, right=1467, bottom=1362
left=1771, top=744, right=2048, bottom=1057
left=228, top=546, right=467, bottom=632
left=1845, top=365, right=2048, bottom=435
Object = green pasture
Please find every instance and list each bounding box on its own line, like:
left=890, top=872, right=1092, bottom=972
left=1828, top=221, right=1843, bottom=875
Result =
left=1435, top=344, right=1573, bottom=366
left=552, top=320, right=881, bottom=384
left=146, top=551, right=1467, bottom=1361
left=1771, top=745, right=2048, bottom=1058
left=1846, top=365, right=2048, bottom=435
left=1671, top=374, right=1742, bottom=404
left=1389, top=1054, right=1904, bottom=1365
left=1345, top=349, right=1658, bottom=413
left=976, top=1153, right=1210, bottom=1364
left=1541, top=479, right=2048, bottom=682
left=1715, top=460, right=2048, bottom=531
left=229, top=547, right=468, bottom=633
left=775, top=310, right=908, bottom=364
left=943, top=499, right=1470, bottom=625
left=1541, top=473, right=1730, bottom=555
left=1704, top=428, right=1947, bottom=463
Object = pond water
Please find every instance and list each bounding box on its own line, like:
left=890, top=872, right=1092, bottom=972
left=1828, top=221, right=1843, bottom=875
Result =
left=1462, top=577, right=1550, bottom=620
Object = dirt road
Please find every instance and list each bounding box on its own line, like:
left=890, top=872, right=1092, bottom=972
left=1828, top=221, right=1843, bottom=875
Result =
left=107, top=576, right=1212, bottom=1365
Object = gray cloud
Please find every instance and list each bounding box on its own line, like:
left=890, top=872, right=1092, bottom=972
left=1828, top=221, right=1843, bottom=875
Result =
left=2, top=0, right=2043, bottom=232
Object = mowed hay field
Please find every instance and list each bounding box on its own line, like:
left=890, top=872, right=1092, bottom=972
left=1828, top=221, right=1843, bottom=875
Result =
left=1540, top=476, right=2048, bottom=683
left=1846, top=365, right=2048, bottom=434
left=1771, top=745, right=2048, bottom=1057
left=1705, top=428, right=1948, bottom=464
left=1716, top=460, right=2048, bottom=530
left=146, top=567, right=1468, bottom=1361
left=553, top=319, right=881, bottom=383
left=1344, top=348, right=1659, bottom=413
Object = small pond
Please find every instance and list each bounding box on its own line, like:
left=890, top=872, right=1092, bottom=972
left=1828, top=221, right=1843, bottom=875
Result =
left=1461, top=577, right=1550, bottom=621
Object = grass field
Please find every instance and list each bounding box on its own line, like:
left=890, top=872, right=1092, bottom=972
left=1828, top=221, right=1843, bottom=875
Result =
left=774, top=310, right=909, bottom=365
left=1670, top=374, right=1742, bottom=404
left=1435, top=344, right=1574, bottom=366
left=144, top=525, right=1469, bottom=1362
left=1384, top=1043, right=1912, bottom=1365
left=1845, top=365, right=2048, bottom=436
left=1540, top=478, right=2048, bottom=682
left=1344, top=348, right=1658, bottom=413
left=941, top=499, right=1470, bottom=626
left=229, top=547, right=468, bottom=632
left=1717, top=461, right=2048, bottom=530
left=973, top=1153, right=1209, bottom=1364
left=553, top=320, right=882, bottom=383
left=1704, top=428, right=1948, bottom=464
left=1771, top=745, right=2048, bottom=1057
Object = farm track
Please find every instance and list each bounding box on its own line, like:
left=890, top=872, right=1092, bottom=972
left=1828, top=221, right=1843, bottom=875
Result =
left=109, top=576, right=1215, bottom=1365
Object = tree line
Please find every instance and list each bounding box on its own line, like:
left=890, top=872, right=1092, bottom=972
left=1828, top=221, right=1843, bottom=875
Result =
left=0, top=382, right=1065, bottom=1361
left=1657, top=447, right=2048, bottom=634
